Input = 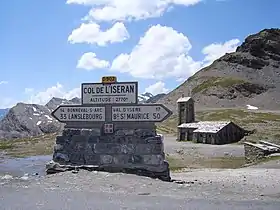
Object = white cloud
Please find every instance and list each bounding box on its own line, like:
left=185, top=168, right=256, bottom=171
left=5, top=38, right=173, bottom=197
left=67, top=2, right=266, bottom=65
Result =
left=145, top=81, right=169, bottom=95
left=24, top=88, right=34, bottom=94
left=111, top=24, right=202, bottom=79
left=26, top=83, right=80, bottom=105
left=66, top=0, right=202, bottom=22
left=202, top=39, right=240, bottom=66
left=0, top=98, right=16, bottom=109
left=68, top=22, right=129, bottom=46
left=111, top=24, right=240, bottom=80
left=0, top=81, right=8, bottom=85
left=77, top=52, right=110, bottom=70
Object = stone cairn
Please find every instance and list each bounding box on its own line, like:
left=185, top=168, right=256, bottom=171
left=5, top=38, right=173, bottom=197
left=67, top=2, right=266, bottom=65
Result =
left=46, top=77, right=172, bottom=181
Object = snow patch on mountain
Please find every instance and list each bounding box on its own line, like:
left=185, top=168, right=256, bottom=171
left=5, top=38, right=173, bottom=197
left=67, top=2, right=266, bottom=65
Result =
left=138, top=92, right=154, bottom=103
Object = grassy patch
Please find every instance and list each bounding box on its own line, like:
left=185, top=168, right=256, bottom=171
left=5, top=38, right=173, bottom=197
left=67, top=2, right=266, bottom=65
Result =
left=156, top=115, right=177, bottom=134
left=156, top=125, right=175, bottom=134
left=0, top=142, right=15, bottom=150
left=166, top=156, right=188, bottom=171
left=166, top=154, right=246, bottom=171
left=201, top=156, right=246, bottom=169
left=258, top=155, right=280, bottom=163
left=192, top=77, right=246, bottom=94
left=196, top=109, right=280, bottom=124
left=0, top=133, right=56, bottom=157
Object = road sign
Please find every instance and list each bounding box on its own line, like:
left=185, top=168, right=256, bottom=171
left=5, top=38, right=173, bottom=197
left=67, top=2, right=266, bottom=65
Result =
left=102, top=76, right=117, bottom=84
left=81, top=82, right=138, bottom=105
left=51, top=105, right=105, bottom=123
left=111, top=104, right=172, bottom=122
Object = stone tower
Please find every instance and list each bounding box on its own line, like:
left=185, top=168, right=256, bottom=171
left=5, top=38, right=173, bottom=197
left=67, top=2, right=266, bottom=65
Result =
left=177, top=96, right=195, bottom=125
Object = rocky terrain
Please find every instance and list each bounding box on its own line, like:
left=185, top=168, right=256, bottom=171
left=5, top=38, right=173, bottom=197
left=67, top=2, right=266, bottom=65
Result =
left=158, top=28, right=280, bottom=112
left=0, top=103, right=64, bottom=140
left=0, top=97, right=80, bottom=140
left=45, top=97, right=81, bottom=112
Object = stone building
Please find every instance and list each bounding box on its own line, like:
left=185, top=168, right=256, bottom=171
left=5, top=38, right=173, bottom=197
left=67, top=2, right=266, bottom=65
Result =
left=177, top=121, right=245, bottom=144
left=176, top=96, right=245, bottom=144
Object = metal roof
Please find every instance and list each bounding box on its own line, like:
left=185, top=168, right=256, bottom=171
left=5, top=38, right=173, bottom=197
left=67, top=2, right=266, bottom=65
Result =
left=178, top=121, right=231, bottom=133
left=177, top=97, right=192, bottom=103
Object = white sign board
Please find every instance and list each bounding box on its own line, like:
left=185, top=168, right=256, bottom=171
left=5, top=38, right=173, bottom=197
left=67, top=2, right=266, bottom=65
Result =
left=111, top=105, right=172, bottom=122
left=82, top=82, right=138, bottom=105
left=51, top=106, right=105, bottom=122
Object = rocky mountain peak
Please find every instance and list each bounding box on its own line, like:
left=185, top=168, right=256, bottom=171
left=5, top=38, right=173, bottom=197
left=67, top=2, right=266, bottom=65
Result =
left=69, top=97, right=81, bottom=104
left=236, top=28, right=280, bottom=61
left=45, top=97, right=80, bottom=111
left=0, top=102, right=63, bottom=139
left=138, top=92, right=155, bottom=103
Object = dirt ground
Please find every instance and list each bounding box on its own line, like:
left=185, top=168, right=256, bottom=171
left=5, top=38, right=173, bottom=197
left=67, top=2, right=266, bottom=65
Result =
left=162, top=135, right=246, bottom=170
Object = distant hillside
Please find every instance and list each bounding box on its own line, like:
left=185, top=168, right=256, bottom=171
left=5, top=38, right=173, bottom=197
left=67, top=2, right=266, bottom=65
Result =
left=146, top=93, right=166, bottom=103
left=45, top=97, right=81, bottom=111
left=0, top=109, right=9, bottom=120
left=158, top=28, right=280, bottom=112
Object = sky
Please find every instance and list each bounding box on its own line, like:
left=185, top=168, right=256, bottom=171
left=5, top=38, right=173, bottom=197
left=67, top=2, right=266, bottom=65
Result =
left=0, top=0, right=279, bottom=108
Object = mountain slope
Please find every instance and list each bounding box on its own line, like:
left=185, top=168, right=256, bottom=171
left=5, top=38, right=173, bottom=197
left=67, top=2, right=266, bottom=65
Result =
left=45, top=97, right=81, bottom=111
left=158, top=28, right=280, bottom=111
left=0, top=103, right=64, bottom=139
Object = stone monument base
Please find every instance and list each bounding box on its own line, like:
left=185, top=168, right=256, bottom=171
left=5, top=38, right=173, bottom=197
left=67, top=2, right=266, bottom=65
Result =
left=47, top=128, right=171, bottom=181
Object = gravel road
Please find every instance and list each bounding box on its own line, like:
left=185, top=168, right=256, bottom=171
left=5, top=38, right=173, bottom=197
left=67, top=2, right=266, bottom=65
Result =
left=1, top=135, right=279, bottom=209
left=1, top=168, right=280, bottom=210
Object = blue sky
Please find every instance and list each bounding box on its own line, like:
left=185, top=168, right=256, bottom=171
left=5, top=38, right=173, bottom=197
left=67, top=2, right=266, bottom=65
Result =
left=0, top=0, right=279, bottom=108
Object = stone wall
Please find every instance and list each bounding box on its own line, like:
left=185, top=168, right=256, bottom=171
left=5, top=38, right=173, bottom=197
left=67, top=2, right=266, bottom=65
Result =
left=244, top=142, right=270, bottom=164
left=51, top=128, right=170, bottom=181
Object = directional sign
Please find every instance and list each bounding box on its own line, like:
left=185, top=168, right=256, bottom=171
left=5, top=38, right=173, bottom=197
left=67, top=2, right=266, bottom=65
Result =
left=51, top=105, right=105, bottom=123
left=111, top=104, right=172, bottom=122
left=81, top=82, right=138, bottom=105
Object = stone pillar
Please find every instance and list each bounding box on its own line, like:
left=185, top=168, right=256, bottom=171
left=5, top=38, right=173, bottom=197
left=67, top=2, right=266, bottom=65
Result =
left=177, top=97, right=195, bottom=141
left=51, top=127, right=170, bottom=181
